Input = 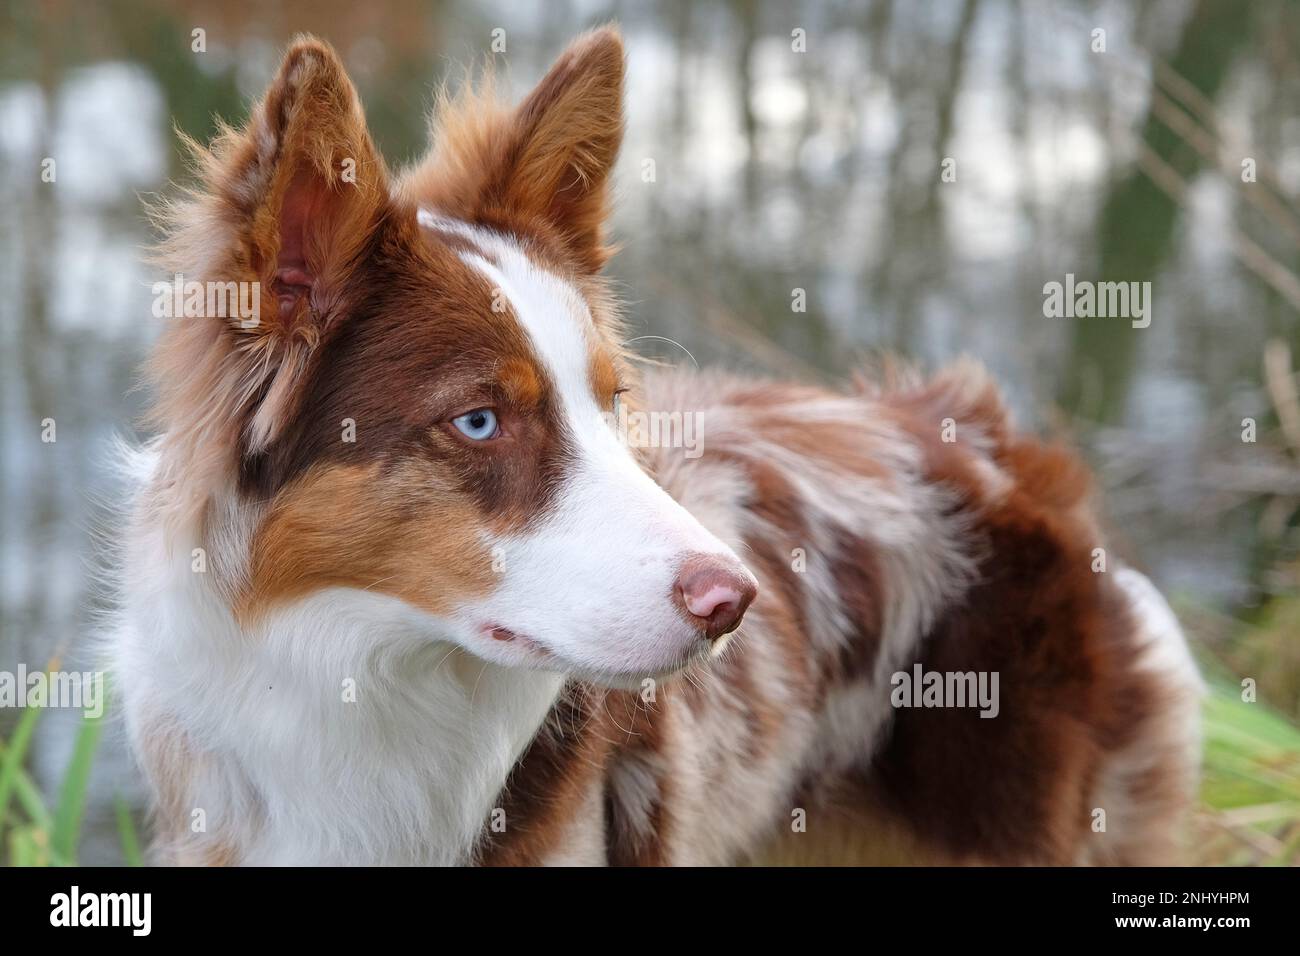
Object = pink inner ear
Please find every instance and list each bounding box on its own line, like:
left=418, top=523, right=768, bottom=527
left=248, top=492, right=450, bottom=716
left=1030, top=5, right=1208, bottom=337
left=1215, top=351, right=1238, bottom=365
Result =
left=274, top=172, right=321, bottom=318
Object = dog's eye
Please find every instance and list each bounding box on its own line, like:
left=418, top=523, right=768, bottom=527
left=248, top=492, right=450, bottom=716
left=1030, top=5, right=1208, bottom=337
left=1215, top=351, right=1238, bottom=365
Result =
left=452, top=408, right=499, bottom=441
left=612, top=388, right=628, bottom=416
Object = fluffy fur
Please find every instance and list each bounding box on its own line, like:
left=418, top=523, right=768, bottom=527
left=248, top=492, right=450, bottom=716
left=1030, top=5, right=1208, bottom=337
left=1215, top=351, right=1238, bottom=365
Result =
left=110, top=28, right=1202, bottom=866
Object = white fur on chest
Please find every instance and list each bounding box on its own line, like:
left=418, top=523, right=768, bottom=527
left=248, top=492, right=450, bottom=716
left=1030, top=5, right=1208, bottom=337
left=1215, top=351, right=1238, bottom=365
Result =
left=112, top=465, right=562, bottom=865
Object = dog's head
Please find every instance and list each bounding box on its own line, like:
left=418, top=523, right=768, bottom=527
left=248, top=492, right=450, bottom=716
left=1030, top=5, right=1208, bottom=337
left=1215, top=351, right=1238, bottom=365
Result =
left=150, top=28, right=756, bottom=682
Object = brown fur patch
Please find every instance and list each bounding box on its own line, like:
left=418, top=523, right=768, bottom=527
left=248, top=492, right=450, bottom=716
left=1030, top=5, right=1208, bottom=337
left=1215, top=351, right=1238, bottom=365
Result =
left=475, top=684, right=613, bottom=866
left=239, top=459, right=496, bottom=624
left=864, top=423, right=1158, bottom=864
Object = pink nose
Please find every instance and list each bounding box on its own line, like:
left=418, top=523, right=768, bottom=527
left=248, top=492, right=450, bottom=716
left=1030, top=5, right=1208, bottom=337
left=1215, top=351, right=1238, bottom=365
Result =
left=674, top=555, right=758, bottom=642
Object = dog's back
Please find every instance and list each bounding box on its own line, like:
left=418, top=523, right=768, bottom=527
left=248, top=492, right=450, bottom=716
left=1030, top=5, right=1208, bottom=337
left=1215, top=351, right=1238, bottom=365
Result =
left=479, top=362, right=1202, bottom=865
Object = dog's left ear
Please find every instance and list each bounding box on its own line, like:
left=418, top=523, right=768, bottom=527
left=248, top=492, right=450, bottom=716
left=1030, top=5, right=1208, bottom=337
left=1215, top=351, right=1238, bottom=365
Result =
left=409, top=26, right=625, bottom=272
left=229, top=37, right=390, bottom=338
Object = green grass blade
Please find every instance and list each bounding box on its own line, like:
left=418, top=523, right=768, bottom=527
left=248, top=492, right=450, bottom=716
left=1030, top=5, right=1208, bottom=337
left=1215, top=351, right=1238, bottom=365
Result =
left=50, top=705, right=107, bottom=865
left=1197, top=676, right=1300, bottom=865
left=8, top=826, right=38, bottom=867
left=0, top=691, right=47, bottom=847
left=114, top=794, right=144, bottom=867
left=1201, top=679, right=1300, bottom=809
left=0, top=737, right=54, bottom=831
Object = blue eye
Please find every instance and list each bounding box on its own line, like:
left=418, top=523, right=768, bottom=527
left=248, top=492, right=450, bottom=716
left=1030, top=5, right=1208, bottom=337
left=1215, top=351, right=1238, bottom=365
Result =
left=451, top=408, right=499, bottom=441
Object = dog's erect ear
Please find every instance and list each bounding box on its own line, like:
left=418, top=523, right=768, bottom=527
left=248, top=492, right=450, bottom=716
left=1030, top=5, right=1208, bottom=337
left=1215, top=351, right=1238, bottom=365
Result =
left=151, top=36, right=390, bottom=456
left=408, top=26, right=625, bottom=272
left=223, top=36, right=389, bottom=338
left=501, top=26, right=624, bottom=268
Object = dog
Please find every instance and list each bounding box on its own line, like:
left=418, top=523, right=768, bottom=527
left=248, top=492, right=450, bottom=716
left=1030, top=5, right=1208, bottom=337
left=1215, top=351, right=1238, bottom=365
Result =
left=110, top=26, right=1202, bottom=865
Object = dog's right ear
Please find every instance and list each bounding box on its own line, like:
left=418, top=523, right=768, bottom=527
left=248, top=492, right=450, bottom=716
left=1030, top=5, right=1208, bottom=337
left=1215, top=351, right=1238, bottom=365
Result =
left=209, top=36, right=389, bottom=345
left=232, top=38, right=389, bottom=336
left=152, top=37, right=391, bottom=455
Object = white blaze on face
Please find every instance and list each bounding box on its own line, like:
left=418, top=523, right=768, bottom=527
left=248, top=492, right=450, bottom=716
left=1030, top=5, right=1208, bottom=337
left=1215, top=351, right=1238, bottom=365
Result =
left=417, top=211, right=746, bottom=679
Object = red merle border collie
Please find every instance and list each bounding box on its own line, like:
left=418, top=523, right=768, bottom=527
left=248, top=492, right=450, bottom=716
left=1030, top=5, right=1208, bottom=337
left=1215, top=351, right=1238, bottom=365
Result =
left=111, top=27, right=1201, bottom=865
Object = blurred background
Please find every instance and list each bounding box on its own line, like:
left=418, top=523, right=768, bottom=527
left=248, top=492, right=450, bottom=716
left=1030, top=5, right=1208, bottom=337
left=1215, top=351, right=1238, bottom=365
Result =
left=1, top=0, right=1298, bottom=865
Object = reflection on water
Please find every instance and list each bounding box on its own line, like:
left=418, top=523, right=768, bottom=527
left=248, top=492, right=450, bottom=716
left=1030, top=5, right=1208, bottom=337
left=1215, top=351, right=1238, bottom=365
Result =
left=2, top=0, right=1298, bottom=862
